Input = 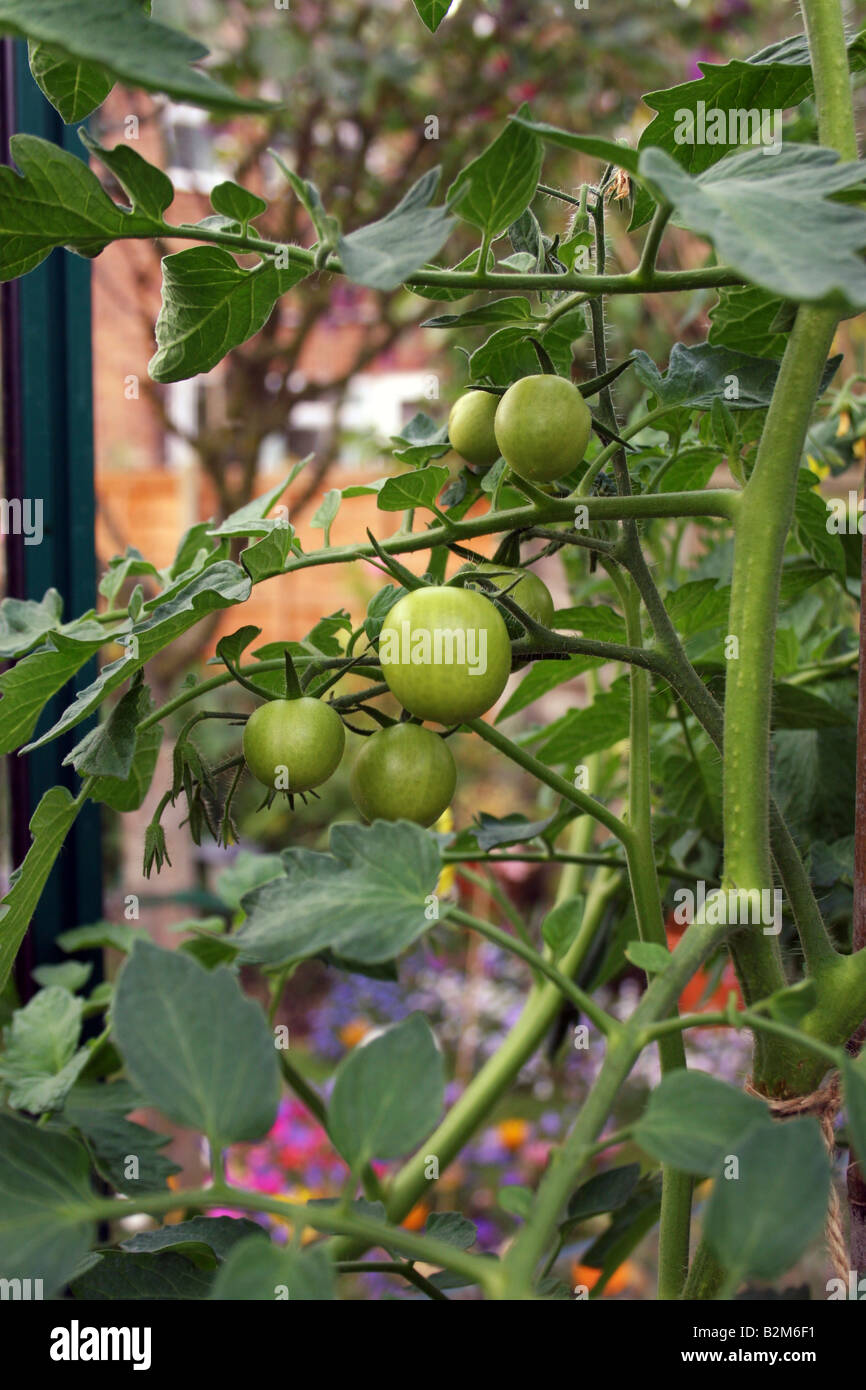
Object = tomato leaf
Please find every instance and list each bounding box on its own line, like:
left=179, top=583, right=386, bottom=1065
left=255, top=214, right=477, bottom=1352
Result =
left=113, top=941, right=280, bottom=1149
left=0, top=1114, right=95, bottom=1295
left=328, top=1014, right=444, bottom=1165
left=704, top=1118, right=829, bottom=1280
left=338, top=168, right=454, bottom=290
left=234, top=821, right=445, bottom=967
left=639, top=144, right=866, bottom=312
left=447, top=104, right=543, bottom=239
left=0, top=0, right=268, bottom=114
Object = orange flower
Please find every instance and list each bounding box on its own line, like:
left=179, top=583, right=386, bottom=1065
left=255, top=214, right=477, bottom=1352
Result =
left=497, top=1118, right=530, bottom=1152
left=339, top=1018, right=370, bottom=1050
left=665, top=918, right=742, bottom=1020
left=402, top=1201, right=430, bottom=1232
left=571, top=1259, right=635, bottom=1296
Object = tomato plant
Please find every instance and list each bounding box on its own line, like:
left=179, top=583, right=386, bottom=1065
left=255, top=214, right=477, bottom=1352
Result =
left=0, top=0, right=865, bottom=1317
left=349, top=722, right=456, bottom=827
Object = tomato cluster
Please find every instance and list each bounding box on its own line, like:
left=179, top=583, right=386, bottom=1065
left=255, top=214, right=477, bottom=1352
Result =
left=242, top=567, right=553, bottom=825
left=448, top=374, right=592, bottom=482
left=243, top=376, right=570, bottom=824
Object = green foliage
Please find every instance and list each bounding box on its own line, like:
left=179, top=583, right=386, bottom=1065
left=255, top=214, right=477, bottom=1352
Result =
left=0, top=0, right=265, bottom=114
left=328, top=1013, right=445, bottom=1165
left=234, top=821, right=444, bottom=966
left=0, top=0, right=863, bottom=1306
left=113, top=942, right=280, bottom=1148
left=641, top=144, right=866, bottom=310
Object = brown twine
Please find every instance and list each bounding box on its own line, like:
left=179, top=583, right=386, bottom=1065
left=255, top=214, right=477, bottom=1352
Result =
left=744, top=1074, right=849, bottom=1283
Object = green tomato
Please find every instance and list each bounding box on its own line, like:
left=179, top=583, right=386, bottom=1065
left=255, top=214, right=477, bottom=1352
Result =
left=494, top=374, right=592, bottom=482
left=350, top=723, right=457, bottom=827
left=243, top=697, right=345, bottom=793
left=448, top=390, right=501, bottom=468
left=459, top=561, right=555, bottom=636
left=379, top=585, right=511, bottom=724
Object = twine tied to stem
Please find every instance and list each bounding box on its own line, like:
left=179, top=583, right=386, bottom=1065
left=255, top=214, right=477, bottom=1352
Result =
left=744, top=1074, right=848, bottom=1283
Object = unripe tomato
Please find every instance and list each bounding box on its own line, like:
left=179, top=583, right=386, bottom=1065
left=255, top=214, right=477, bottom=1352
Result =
left=243, top=697, right=345, bottom=793
left=494, top=374, right=592, bottom=482
left=379, top=585, right=511, bottom=724
left=350, top=723, right=456, bottom=827
left=448, top=390, right=501, bottom=468
left=459, top=561, right=555, bottom=636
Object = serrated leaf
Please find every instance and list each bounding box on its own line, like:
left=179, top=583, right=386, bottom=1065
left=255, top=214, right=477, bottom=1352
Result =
left=550, top=604, right=627, bottom=642
left=542, top=897, right=585, bottom=960
left=64, top=1082, right=180, bottom=1196
left=0, top=987, right=90, bottom=1112
left=498, top=655, right=601, bottom=721
left=113, top=941, right=279, bottom=1148
left=70, top=1250, right=214, bottom=1299
left=63, top=679, right=150, bottom=779
left=338, top=167, right=454, bottom=290
left=328, top=1013, right=444, bottom=1166
left=149, top=247, right=307, bottom=383
left=795, top=476, right=846, bottom=580
left=210, top=181, right=267, bottom=227
left=709, top=285, right=790, bottom=359
left=631, top=30, right=866, bottom=227
left=28, top=41, right=114, bottom=123
left=450, top=811, right=558, bottom=853
left=499, top=1185, right=534, bottom=1218
left=533, top=681, right=631, bottom=765
left=377, top=466, right=449, bottom=513
left=422, top=296, right=534, bottom=330
left=0, top=588, right=63, bottom=659
left=639, top=144, right=866, bottom=311
left=563, top=1163, right=642, bottom=1229
left=509, top=117, right=640, bottom=175
left=22, top=562, right=252, bottom=753
left=632, top=341, right=838, bottom=412
left=80, top=131, right=174, bottom=221
left=90, top=721, right=163, bottom=811
left=31, top=960, right=92, bottom=993
left=57, top=920, right=141, bottom=954
left=469, top=326, right=539, bottom=385
left=234, top=821, right=444, bottom=967
left=121, top=1216, right=266, bottom=1263
left=447, top=105, right=543, bottom=239
left=410, top=247, right=494, bottom=301
left=423, top=1211, right=477, bottom=1249
left=0, top=133, right=158, bottom=281
left=0, top=0, right=268, bottom=114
